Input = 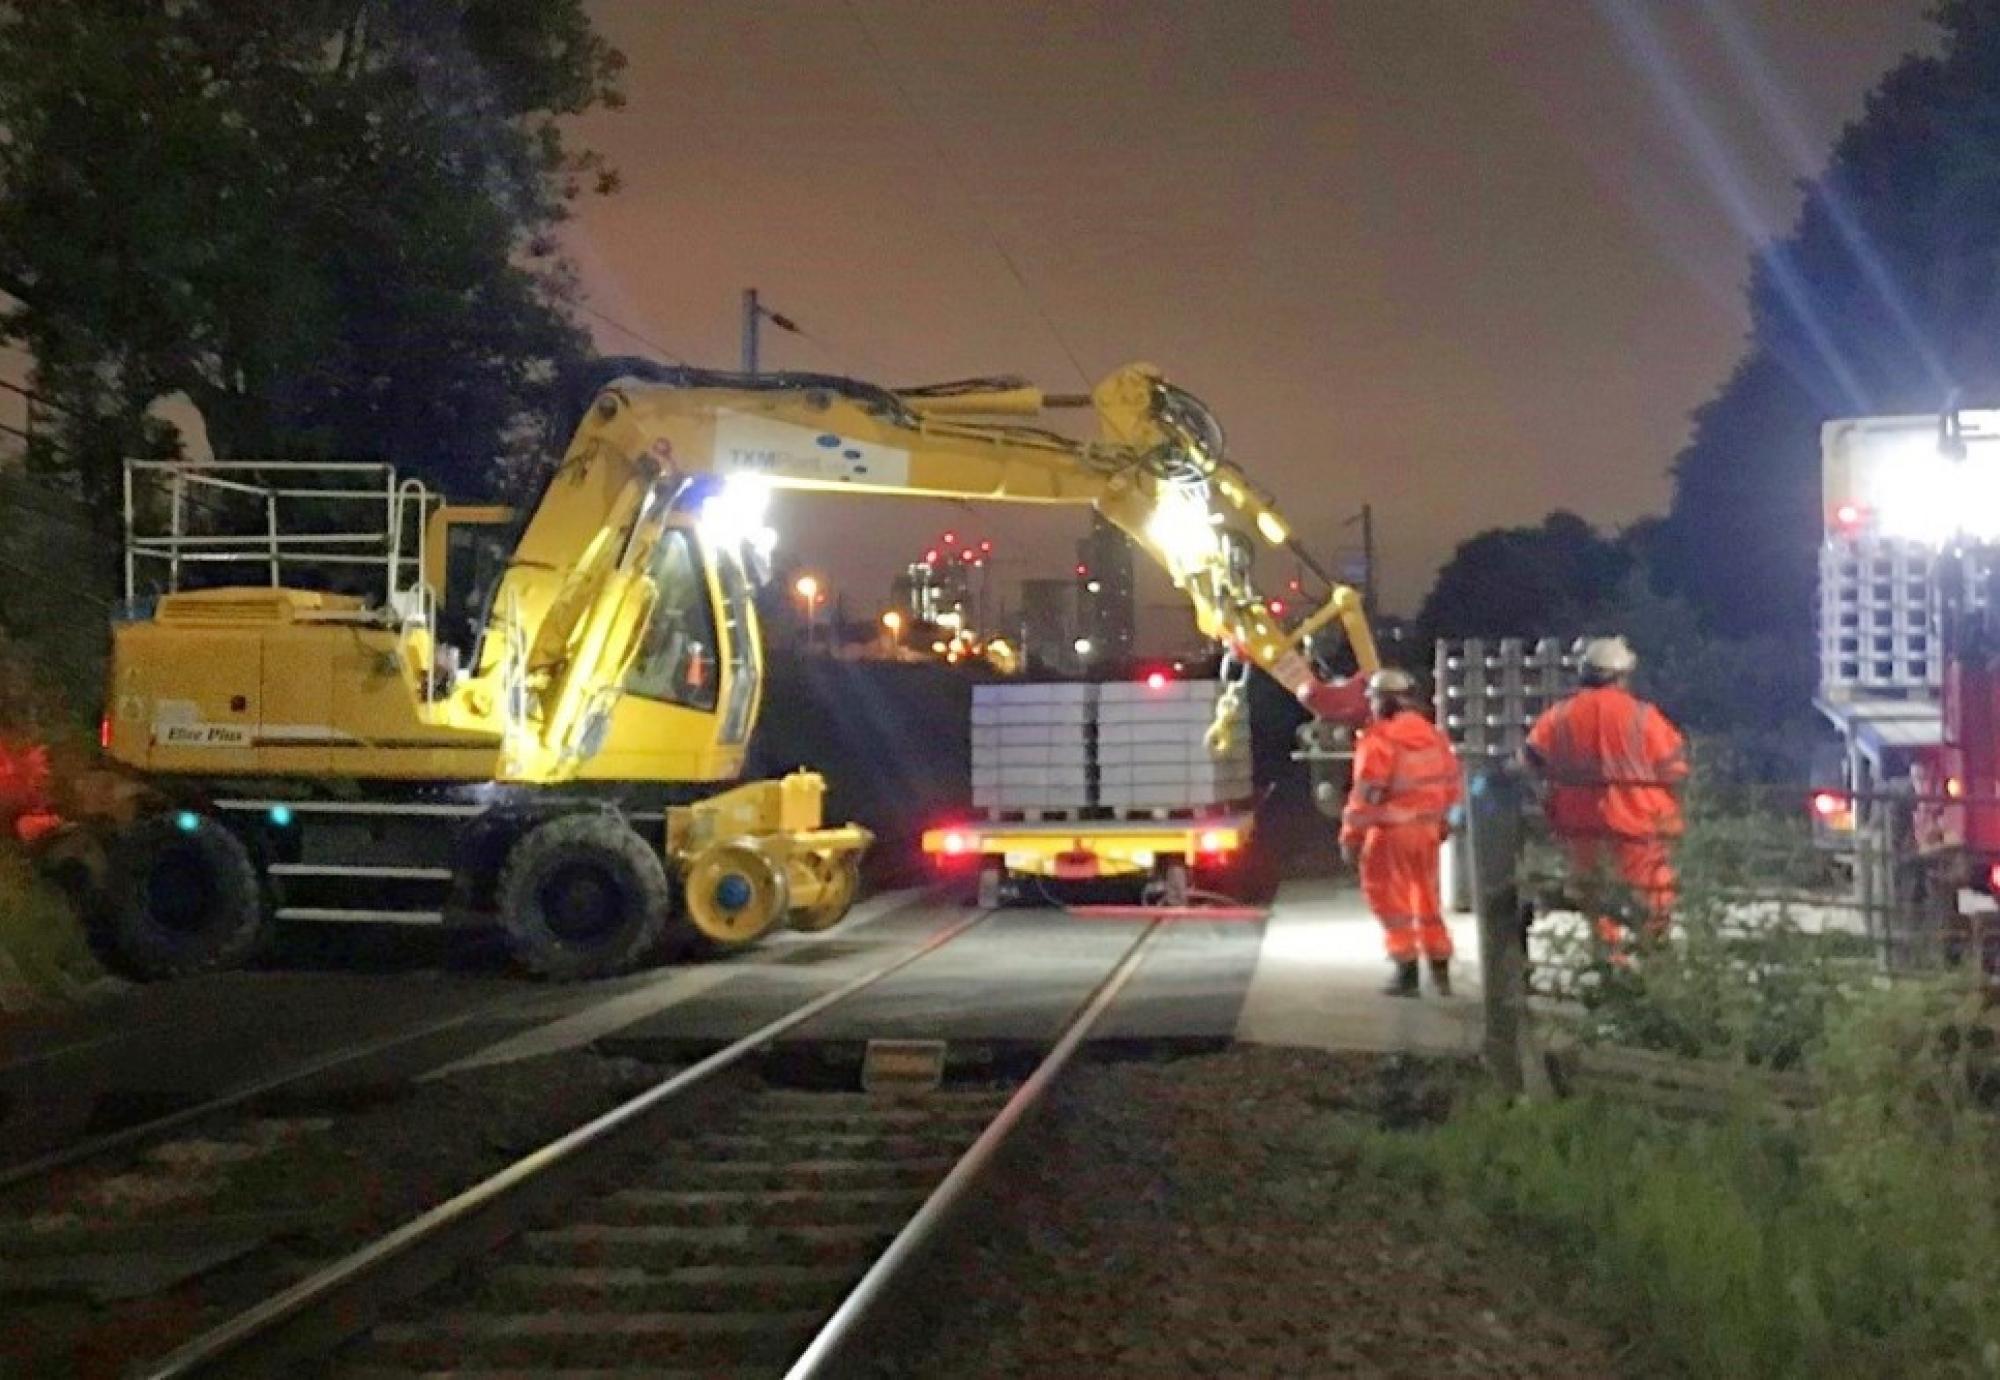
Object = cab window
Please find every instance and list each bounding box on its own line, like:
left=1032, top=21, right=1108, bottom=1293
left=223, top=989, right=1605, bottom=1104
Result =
left=714, top=547, right=759, bottom=744
left=625, top=529, right=720, bottom=711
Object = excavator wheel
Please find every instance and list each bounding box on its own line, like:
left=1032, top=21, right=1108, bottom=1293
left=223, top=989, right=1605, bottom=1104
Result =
left=787, top=852, right=862, bottom=932
left=495, top=813, right=670, bottom=980
left=95, top=811, right=268, bottom=979
left=677, top=841, right=790, bottom=953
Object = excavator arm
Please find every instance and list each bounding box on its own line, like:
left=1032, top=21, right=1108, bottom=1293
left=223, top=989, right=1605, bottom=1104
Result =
left=473, top=362, right=1378, bottom=780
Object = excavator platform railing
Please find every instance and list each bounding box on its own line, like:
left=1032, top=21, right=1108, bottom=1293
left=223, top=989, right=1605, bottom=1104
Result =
left=122, top=458, right=437, bottom=627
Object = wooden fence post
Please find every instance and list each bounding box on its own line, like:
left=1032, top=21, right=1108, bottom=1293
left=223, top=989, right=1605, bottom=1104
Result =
left=1466, top=765, right=1539, bottom=1096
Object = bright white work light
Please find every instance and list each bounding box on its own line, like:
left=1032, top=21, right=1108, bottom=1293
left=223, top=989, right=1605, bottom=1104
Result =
left=1145, top=485, right=1219, bottom=570
left=697, top=473, right=777, bottom=559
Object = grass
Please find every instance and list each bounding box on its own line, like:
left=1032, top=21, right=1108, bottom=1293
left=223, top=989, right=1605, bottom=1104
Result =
left=1364, top=1058, right=1997, bottom=1376
left=1387, top=787, right=2000, bottom=1376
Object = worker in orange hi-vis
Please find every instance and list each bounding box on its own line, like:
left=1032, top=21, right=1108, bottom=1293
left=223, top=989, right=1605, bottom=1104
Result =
left=1328, top=668, right=1465, bottom=998
left=1523, top=636, right=1688, bottom=944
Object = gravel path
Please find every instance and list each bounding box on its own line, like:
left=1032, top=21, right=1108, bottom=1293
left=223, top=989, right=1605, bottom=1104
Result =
left=865, top=1046, right=1626, bottom=1378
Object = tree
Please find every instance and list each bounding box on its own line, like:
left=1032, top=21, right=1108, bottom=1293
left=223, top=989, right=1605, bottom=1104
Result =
left=1415, top=511, right=1632, bottom=643
left=0, top=1, right=625, bottom=517
left=1664, top=0, right=2000, bottom=636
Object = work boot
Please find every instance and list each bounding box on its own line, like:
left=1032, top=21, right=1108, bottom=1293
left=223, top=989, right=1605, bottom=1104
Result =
left=1382, top=960, right=1420, bottom=998
left=1428, top=959, right=1452, bottom=997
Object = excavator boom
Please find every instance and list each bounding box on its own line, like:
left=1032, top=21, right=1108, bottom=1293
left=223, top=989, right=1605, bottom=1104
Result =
left=487, top=361, right=1375, bottom=779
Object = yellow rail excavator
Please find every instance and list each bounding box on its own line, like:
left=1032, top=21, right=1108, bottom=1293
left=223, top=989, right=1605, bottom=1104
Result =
left=74, top=361, right=1377, bottom=978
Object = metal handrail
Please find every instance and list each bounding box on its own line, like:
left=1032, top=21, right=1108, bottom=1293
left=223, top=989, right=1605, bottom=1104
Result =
left=122, top=458, right=440, bottom=618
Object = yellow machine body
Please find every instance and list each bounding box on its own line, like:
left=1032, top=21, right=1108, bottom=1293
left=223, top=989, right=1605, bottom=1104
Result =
left=109, top=361, right=1373, bottom=797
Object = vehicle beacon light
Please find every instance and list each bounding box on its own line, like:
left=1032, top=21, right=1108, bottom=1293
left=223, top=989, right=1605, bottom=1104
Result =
left=1809, top=790, right=1854, bottom=831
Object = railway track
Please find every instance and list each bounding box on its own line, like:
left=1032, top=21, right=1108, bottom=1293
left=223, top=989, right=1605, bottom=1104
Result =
left=137, top=909, right=1168, bottom=1379
left=0, top=998, right=525, bottom=1190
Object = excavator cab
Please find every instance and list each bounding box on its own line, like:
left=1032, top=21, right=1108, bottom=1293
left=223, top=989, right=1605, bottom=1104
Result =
left=424, top=505, right=516, bottom=671
left=419, top=493, right=764, bottom=784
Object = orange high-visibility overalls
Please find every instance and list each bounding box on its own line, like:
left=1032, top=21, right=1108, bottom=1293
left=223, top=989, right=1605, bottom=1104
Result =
left=1341, top=710, right=1465, bottom=962
left=1526, top=685, right=1687, bottom=930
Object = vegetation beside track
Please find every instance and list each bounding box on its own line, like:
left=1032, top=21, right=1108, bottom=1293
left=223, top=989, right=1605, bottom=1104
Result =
left=0, top=844, right=110, bottom=1012
left=1396, top=778, right=2000, bottom=1378
left=1363, top=978, right=1999, bottom=1377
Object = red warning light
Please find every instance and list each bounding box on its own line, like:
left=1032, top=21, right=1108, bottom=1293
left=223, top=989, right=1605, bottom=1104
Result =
left=943, top=530, right=957, bottom=546
left=1075, top=564, right=1089, bottom=577
left=1267, top=598, right=1286, bottom=616
left=962, top=547, right=976, bottom=561
left=1833, top=502, right=1866, bottom=532
left=941, top=830, right=969, bottom=855
left=1145, top=670, right=1169, bottom=690
left=1197, top=828, right=1230, bottom=857
left=99, top=715, right=112, bottom=750
left=925, top=548, right=939, bottom=564
left=980, top=539, right=994, bottom=553
left=1288, top=578, right=1302, bottom=593
left=1810, top=790, right=1848, bottom=819
left=1988, top=861, right=2000, bottom=896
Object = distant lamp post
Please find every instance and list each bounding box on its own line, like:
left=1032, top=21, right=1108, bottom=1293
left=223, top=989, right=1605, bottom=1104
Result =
left=795, top=574, right=824, bottom=649
left=1073, top=636, right=1093, bottom=659
left=881, top=609, right=903, bottom=654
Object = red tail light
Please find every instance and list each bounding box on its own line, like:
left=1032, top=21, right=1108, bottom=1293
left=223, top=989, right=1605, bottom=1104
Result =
left=1988, top=862, right=2000, bottom=895
left=1145, top=671, right=1169, bottom=690
left=1811, top=790, right=1849, bottom=819
left=941, top=830, right=970, bottom=855
left=99, top=715, right=112, bottom=750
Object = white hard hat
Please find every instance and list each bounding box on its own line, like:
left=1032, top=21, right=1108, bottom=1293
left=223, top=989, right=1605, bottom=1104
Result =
left=1367, top=667, right=1417, bottom=695
left=1579, top=636, right=1637, bottom=676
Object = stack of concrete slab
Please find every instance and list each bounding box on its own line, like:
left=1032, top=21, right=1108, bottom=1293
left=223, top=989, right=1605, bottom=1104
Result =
left=971, top=682, right=1096, bottom=812
left=1097, top=679, right=1251, bottom=810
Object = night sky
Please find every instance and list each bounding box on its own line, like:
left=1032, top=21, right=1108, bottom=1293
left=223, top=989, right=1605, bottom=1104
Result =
left=565, top=0, right=1935, bottom=641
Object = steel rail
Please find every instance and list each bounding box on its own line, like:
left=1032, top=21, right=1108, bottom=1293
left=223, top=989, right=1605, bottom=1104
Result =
left=784, top=915, right=1167, bottom=1379
left=139, top=905, right=998, bottom=1380
left=0, top=997, right=526, bottom=1190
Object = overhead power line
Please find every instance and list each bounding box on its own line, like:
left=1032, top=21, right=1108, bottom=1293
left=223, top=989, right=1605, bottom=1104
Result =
left=837, top=0, right=1095, bottom=392
left=572, top=301, right=688, bottom=364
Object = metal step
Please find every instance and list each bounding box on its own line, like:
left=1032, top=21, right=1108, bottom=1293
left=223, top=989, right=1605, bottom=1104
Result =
left=273, top=907, right=447, bottom=926
left=270, top=864, right=453, bottom=881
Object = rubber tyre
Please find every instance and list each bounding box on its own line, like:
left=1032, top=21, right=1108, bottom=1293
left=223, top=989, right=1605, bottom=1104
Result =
left=495, top=813, right=670, bottom=980
left=98, top=813, right=267, bottom=979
